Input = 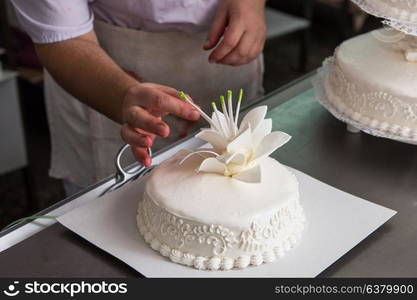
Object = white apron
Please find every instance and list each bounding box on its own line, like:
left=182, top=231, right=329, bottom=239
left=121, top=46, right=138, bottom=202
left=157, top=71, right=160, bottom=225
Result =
left=44, top=20, right=264, bottom=187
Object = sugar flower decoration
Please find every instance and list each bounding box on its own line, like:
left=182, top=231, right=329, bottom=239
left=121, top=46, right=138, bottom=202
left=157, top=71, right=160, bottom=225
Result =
left=178, top=90, right=291, bottom=183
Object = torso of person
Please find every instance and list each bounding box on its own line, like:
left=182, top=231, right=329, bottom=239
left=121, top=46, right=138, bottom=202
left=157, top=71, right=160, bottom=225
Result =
left=11, top=0, right=264, bottom=188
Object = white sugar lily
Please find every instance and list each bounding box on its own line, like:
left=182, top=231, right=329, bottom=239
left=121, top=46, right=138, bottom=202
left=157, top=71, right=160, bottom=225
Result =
left=178, top=90, right=291, bottom=183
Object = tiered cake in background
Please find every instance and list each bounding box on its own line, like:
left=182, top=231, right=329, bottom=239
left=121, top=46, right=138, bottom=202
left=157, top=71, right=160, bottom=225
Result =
left=351, top=0, right=417, bottom=34
left=314, top=0, right=417, bottom=143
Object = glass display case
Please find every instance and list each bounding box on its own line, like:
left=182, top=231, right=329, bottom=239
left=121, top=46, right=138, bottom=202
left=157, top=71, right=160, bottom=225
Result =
left=1, top=72, right=416, bottom=277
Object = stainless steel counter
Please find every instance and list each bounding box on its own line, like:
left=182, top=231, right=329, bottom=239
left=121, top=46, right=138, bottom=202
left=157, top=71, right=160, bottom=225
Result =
left=0, top=73, right=415, bottom=277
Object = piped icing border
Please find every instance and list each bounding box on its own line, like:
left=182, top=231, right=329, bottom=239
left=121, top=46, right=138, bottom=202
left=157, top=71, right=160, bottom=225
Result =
left=136, top=196, right=306, bottom=271
left=313, top=57, right=417, bottom=144
left=382, top=19, right=417, bottom=36
left=351, top=0, right=417, bottom=35
left=351, top=0, right=417, bottom=22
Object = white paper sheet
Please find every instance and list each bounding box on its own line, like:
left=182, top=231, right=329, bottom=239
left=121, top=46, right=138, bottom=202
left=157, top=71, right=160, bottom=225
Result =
left=58, top=168, right=396, bottom=278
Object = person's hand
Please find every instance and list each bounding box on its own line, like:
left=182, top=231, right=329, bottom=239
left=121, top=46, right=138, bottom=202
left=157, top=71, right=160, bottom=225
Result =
left=121, top=83, right=200, bottom=167
left=204, top=0, right=267, bottom=66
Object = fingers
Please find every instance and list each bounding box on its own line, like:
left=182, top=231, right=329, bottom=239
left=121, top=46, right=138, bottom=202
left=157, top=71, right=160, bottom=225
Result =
left=131, top=146, right=151, bottom=167
left=131, top=126, right=156, bottom=142
left=149, top=84, right=197, bottom=108
left=122, top=83, right=201, bottom=168
left=121, top=124, right=153, bottom=167
left=125, top=84, right=200, bottom=122
left=248, top=36, right=265, bottom=62
left=207, top=0, right=267, bottom=66
left=204, top=8, right=227, bottom=50
left=121, top=124, right=154, bottom=148
left=150, top=83, right=181, bottom=98
left=124, top=105, right=170, bottom=137
left=218, top=31, right=255, bottom=66
left=208, top=13, right=244, bottom=63
left=139, top=90, right=200, bottom=121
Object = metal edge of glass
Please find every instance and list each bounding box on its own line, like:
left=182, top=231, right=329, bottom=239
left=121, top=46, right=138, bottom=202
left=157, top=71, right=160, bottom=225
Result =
left=0, top=71, right=316, bottom=238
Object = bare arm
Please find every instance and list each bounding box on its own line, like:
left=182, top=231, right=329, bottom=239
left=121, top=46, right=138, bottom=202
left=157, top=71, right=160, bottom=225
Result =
left=35, top=30, right=133, bottom=123
left=34, top=30, right=200, bottom=166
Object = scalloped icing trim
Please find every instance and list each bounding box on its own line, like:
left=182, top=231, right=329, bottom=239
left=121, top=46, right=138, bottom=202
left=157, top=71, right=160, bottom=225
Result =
left=351, top=0, right=417, bottom=24
left=313, top=57, right=417, bottom=144
left=351, top=0, right=417, bottom=36
left=382, top=19, right=417, bottom=36
left=136, top=201, right=306, bottom=271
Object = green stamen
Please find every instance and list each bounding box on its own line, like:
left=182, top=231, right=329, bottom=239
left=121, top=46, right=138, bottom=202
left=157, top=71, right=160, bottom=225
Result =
left=178, top=90, right=187, bottom=100
left=238, top=88, right=243, bottom=103
left=220, top=95, right=225, bottom=106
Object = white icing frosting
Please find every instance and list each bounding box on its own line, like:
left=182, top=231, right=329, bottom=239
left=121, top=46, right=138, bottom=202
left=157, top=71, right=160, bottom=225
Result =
left=222, top=257, right=234, bottom=270
left=150, top=238, right=161, bottom=250
left=169, top=249, right=183, bottom=264
left=193, top=257, right=207, bottom=270
left=235, top=256, right=250, bottom=269
left=371, top=27, right=417, bottom=61
left=137, top=150, right=306, bottom=270
left=319, top=30, right=417, bottom=140
left=263, top=250, right=276, bottom=263
left=160, top=244, right=170, bottom=257
left=250, top=254, right=263, bottom=266
left=182, top=253, right=195, bottom=266
left=145, top=150, right=300, bottom=229
left=207, top=257, right=221, bottom=270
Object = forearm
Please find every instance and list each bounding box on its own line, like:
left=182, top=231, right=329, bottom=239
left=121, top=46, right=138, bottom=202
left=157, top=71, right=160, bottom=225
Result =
left=34, top=30, right=137, bottom=123
left=34, top=30, right=200, bottom=166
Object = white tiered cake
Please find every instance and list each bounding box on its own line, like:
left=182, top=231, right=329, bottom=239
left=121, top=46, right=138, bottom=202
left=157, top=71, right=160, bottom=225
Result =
left=315, top=0, right=417, bottom=142
left=137, top=91, right=306, bottom=270
left=321, top=30, right=417, bottom=139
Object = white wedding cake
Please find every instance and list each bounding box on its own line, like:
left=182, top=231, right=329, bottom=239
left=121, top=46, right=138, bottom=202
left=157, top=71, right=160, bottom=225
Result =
left=315, top=0, right=417, bottom=142
left=319, top=29, right=417, bottom=139
left=137, top=91, right=306, bottom=270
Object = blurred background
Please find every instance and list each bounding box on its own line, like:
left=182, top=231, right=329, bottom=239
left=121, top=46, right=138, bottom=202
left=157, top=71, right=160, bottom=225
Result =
left=0, top=0, right=381, bottom=228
